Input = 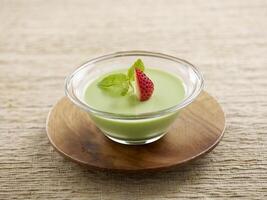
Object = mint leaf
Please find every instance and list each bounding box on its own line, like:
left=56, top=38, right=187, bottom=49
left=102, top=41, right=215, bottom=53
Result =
left=98, top=59, right=145, bottom=96
left=98, top=73, right=129, bottom=96
left=127, top=59, right=145, bottom=81
left=98, top=73, right=127, bottom=87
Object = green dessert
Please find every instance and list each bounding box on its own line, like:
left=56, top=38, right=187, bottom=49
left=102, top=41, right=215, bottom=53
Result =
left=85, top=69, right=185, bottom=115
left=83, top=59, right=185, bottom=143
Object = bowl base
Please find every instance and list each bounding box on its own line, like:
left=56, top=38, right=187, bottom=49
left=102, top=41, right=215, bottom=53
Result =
left=102, top=131, right=167, bottom=145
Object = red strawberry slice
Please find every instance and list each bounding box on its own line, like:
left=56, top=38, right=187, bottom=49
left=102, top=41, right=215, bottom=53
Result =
left=135, top=68, right=154, bottom=101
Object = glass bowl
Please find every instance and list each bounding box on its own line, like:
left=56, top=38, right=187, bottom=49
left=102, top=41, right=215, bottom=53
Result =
left=65, top=51, right=204, bottom=145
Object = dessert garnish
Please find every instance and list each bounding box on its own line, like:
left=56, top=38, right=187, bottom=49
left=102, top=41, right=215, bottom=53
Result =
left=135, top=68, right=154, bottom=101
left=98, top=59, right=154, bottom=101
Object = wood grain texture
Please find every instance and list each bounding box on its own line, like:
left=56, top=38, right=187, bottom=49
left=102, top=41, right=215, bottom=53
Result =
left=0, top=0, right=266, bottom=199
left=46, top=92, right=225, bottom=171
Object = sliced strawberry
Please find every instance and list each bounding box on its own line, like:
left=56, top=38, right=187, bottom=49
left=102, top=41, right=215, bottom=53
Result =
left=135, top=68, right=154, bottom=101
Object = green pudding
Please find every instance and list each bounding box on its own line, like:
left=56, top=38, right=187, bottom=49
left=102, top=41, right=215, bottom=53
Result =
left=83, top=68, right=185, bottom=144
left=85, top=69, right=185, bottom=114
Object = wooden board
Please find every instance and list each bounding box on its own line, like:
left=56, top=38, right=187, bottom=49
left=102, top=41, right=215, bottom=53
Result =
left=46, top=91, right=225, bottom=171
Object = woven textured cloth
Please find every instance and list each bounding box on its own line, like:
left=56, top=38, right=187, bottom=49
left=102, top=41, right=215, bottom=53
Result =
left=0, top=0, right=266, bottom=199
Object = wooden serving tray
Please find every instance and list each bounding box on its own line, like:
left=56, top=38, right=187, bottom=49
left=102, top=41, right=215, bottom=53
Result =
left=46, top=91, right=225, bottom=172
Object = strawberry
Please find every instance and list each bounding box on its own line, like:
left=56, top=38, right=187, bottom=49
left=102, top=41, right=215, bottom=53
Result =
left=135, top=68, right=154, bottom=101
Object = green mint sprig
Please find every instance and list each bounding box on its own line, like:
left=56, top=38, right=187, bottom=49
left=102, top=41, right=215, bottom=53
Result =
left=97, top=59, right=145, bottom=96
left=127, top=59, right=145, bottom=81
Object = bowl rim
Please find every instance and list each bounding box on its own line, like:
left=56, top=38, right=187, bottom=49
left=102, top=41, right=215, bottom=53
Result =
left=65, top=50, right=204, bottom=119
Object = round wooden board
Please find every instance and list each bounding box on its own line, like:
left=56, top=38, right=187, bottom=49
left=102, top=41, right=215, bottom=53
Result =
left=46, top=91, right=225, bottom=172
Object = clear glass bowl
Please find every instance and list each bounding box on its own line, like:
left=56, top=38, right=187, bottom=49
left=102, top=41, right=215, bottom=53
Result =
left=65, top=51, right=204, bottom=145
